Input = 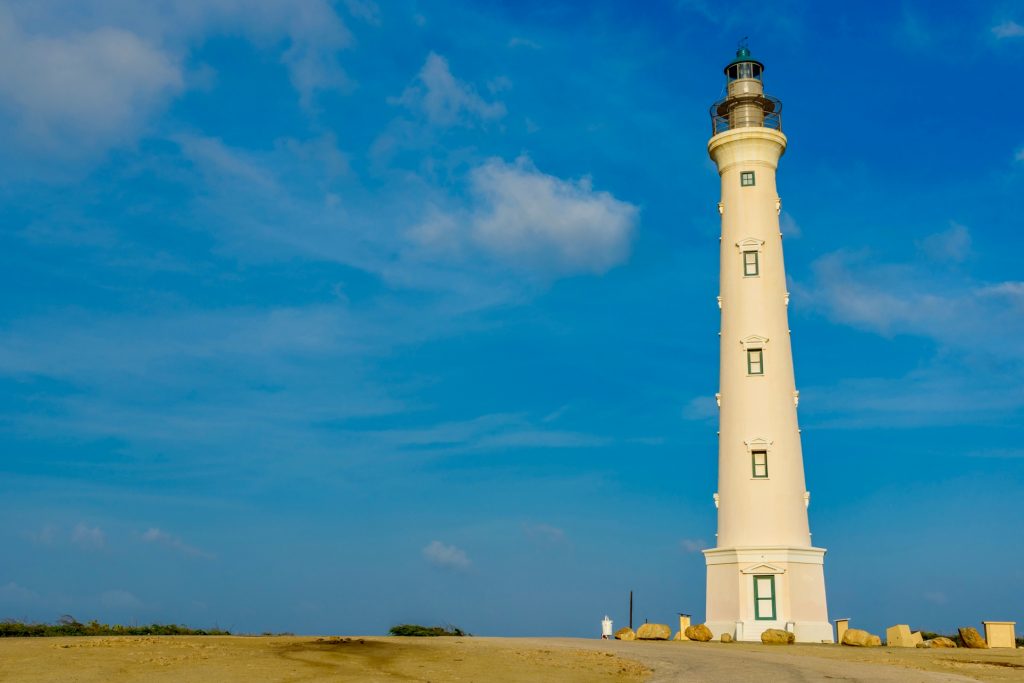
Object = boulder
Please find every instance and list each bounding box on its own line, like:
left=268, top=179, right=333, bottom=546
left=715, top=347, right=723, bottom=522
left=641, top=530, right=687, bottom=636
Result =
left=684, top=624, right=713, bottom=642
left=614, top=627, right=635, bottom=641
left=721, top=633, right=734, bottom=643
left=958, top=627, right=988, bottom=649
left=761, top=629, right=794, bottom=645
left=842, top=628, right=881, bottom=647
left=918, top=637, right=956, bottom=648
left=636, top=623, right=671, bottom=640
left=910, top=631, right=924, bottom=647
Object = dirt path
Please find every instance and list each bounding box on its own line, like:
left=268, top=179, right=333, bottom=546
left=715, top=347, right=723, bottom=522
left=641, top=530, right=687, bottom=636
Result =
left=1, top=635, right=1022, bottom=682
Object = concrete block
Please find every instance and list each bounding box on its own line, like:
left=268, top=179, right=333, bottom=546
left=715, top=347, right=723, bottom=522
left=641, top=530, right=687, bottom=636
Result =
left=885, top=624, right=915, bottom=647
left=983, top=622, right=1016, bottom=649
left=834, top=618, right=849, bottom=644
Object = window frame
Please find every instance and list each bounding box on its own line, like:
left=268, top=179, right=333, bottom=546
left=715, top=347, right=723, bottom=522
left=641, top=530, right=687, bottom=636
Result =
left=743, top=250, right=760, bottom=277
left=753, top=575, right=777, bottom=621
left=746, top=348, right=764, bottom=375
left=740, top=171, right=756, bottom=187
left=751, top=450, right=768, bottom=478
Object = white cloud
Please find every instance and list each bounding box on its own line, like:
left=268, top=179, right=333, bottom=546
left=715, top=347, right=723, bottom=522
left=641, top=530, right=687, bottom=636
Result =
left=680, top=538, right=706, bottom=553
left=0, top=581, right=39, bottom=603
left=0, top=11, right=183, bottom=155
left=99, top=589, right=143, bottom=610
left=508, top=37, right=541, bottom=49
left=523, top=523, right=566, bottom=544
left=71, top=523, right=105, bottom=549
left=394, top=52, right=505, bottom=127
left=682, top=395, right=717, bottom=421
left=917, top=222, right=971, bottom=262
left=141, top=528, right=212, bottom=559
left=0, top=0, right=355, bottom=161
left=780, top=211, right=802, bottom=238
left=468, top=156, right=638, bottom=274
left=343, top=0, right=381, bottom=25
left=992, top=20, right=1024, bottom=38
left=26, top=524, right=58, bottom=545
left=796, top=248, right=1024, bottom=356
left=423, top=540, right=470, bottom=570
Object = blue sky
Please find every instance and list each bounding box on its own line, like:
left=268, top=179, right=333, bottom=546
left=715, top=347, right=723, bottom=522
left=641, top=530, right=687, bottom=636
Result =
left=1, top=0, right=1023, bottom=638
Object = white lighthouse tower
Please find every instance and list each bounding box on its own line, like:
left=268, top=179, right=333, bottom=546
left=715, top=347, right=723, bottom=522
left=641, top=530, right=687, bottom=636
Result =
left=702, top=45, right=833, bottom=644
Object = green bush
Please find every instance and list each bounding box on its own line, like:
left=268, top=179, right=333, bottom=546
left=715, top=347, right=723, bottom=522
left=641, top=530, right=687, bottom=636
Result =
left=388, top=624, right=469, bottom=637
left=0, top=617, right=230, bottom=638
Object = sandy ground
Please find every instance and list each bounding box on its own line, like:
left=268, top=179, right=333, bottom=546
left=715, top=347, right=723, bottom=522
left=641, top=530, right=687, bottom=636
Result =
left=0, top=635, right=648, bottom=682
left=0, top=635, right=1022, bottom=682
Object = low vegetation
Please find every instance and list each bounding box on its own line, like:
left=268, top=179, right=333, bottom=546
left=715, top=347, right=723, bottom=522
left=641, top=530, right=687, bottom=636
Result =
left=388, top=623, right=470, bottom=637
left=0, top=616, right=230, bottom=638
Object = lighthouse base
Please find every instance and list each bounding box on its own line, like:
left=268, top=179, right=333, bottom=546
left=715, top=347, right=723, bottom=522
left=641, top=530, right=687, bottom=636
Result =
left=703, top=545, right=833, bottom=644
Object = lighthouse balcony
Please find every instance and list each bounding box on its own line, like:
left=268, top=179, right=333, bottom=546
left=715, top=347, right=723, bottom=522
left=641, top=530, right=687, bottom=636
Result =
left=710, top=94, right=782, bottom=135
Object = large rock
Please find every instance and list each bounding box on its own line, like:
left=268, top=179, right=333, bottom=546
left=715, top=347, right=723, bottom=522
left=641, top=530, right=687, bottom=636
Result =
left=917, top=637, right=957, bottom=648
left=614, top=627, right=635, bottom=641
left=721, top=633, right=734, bottom=643
left=684, top=624, right=713, bottom=642
left=842, top=628, right=881, bottom=647
left=761, top=629, right=795, bottom=645
left=636, top=623, right=671, bottom=640
left=958, top=627, right=988, bottom=649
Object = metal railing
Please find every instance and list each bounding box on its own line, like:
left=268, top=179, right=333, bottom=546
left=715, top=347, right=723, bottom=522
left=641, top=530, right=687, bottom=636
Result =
left=709, top=95, right=783, bottom=135
left=711, top=111, right=782, bottom=135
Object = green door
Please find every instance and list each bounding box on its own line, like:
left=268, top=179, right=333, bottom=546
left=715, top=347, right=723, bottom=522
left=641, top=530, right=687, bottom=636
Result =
left=753, top=575, right=776, bottom=620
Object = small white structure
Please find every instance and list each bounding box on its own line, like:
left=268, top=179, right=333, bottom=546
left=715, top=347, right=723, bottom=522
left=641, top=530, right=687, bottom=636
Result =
left=601, top=616, right=613, bottom=639
left=702, top=44, right=832, bottom=644
left=982, top=621, right=1016, bottom=648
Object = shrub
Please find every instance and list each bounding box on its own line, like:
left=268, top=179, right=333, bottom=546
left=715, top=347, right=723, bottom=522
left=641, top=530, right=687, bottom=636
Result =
left=0, top=617, right=230, bottom=638
left=388, top=624, right=469, bottom=637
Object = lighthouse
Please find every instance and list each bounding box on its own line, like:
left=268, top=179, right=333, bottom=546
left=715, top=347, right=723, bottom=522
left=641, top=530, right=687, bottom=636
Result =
left=702, top=45, right=833, bottom=644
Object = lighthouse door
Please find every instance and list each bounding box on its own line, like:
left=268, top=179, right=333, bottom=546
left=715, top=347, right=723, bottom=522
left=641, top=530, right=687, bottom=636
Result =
left=753, top=575, right=776, bottom=620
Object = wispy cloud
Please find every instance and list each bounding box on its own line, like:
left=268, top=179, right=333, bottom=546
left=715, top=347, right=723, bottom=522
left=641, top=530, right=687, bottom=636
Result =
left=393, top=52, right=505, bottom=127
left=0, top=12, right=182, bottom=156
left=0, top=581, right=40, bottom=604
left=71, top=523, right=105, bottom=550
left=916, top=222, right=971, bottom=263
left=523, top=523, right=566, bottom=544
left=508, top=36, right=541, bottom=49
left=466, top=156, right=638, bottom=275
left=423, top=540, right=470, bottom=570
left=680, top=538, right=706, bottom=553
left=141, top=528, right=213, bottom=559
left=992, top=20, right=1024, bottom=38
left=796, top=243, right=1024, bottom=357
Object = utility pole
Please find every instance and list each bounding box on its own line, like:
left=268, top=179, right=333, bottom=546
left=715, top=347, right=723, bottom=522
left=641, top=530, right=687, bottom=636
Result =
left=629, top=591, right=633, bottom=630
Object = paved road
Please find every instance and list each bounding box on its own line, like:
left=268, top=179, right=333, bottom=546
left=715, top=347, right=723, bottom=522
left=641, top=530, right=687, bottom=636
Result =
left=546, top=639, right=981, bottom=683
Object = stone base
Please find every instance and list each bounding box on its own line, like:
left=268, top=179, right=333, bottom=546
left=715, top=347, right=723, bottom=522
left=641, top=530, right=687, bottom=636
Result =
left=705, top=619, right=834, bottom=644
left=704, top=545, right=834, bottom=644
